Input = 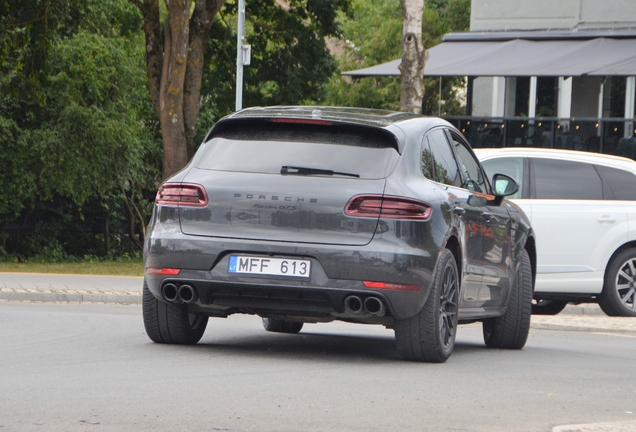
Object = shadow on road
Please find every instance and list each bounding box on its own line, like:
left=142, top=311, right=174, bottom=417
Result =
left=165, top=329, right=491, bottom=364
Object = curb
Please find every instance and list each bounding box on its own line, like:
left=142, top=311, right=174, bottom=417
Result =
left=553, top=421, right=636, bottom=431
left=530, top=321, right=636, bottom=335
left=562, top=305, right=605, bottom=316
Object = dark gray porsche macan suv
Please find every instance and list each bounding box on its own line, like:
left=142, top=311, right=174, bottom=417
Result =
left=143, top=106, right=536, bottom=362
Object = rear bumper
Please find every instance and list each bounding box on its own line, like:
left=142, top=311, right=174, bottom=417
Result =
left=144, top=237, right=440, bottom=321
left=146, top=271, right=429, bottom=323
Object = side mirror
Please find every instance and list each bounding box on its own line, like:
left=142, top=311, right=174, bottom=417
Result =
left=492, top=173, right=519, bottom=197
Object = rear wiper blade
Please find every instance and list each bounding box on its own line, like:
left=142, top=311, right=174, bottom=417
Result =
left=280, top=166, right=360, bottom=178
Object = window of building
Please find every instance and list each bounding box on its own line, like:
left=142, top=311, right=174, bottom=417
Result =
left=514, top=77, right=530, bottom=117
left=536, top=77, right=557, bottom=117
left=606, top=77, right=627, bottom=118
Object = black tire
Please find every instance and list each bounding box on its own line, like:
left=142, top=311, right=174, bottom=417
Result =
left=142, top=280, right=208, bottom=344
left=262, top=318, right=303, bottom=334
left=531, top=299, right=568, bottom=315
left=395, top=249, right=459, bottom=363
left=483, top=248, right=532, bottom=349
left=599, top=248, right=636, bottom=317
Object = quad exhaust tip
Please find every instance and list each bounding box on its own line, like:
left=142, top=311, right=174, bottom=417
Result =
left=344, top=295, right=386, bottom=317
left=162, top=283, right=179, bottom=302
left=161, top=283, right=198, bottom=304
left=344, top=295, right=363, bottom=314
left=364, top=296, right=386, bottom=317
left=178, top=284, right=197, bottom=303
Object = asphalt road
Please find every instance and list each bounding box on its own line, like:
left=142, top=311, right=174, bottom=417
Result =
left=1, top=302, right=635, bottom=432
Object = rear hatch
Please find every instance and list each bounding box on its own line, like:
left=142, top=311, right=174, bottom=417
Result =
left=178, top=119, right=401, bottom=246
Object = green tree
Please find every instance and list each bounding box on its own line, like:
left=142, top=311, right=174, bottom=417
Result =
left=192, top=0, right=349, bottom=141
left=323, top=0, right=470, bottom=115
left=0, top=0, right=350, bottom=260
left=320, top=0, right=402, bottom=110
left=0, top=0, right=160, bottom=259
left=33, top=31, right=160, bottom=249
left=131, top=0, right=350, bottom=174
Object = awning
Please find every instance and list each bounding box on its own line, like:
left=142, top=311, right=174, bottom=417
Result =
left=342, top=37, right=636, bottom=78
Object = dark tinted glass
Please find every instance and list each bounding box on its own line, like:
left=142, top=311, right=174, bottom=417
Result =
left=451, top=134, right=487, bottom=193
left=427, top=129, right=460, bottom=187
left=421, top=139, right=435, bottom=179
left=531, top=158, right=603, bottom=199
left=212, top=121, right=399, bottom=149
left=596, top=165, right=636, bottom=200
left=194, top=121, right=400, bottom=179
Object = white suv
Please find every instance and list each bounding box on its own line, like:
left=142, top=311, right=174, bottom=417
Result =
left=476, top=148, right=636, bottom=317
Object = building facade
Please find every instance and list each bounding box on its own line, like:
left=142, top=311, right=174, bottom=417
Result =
left=469, top=0, right=636, bottom=155
left=342, top=0, right=636, bottom=157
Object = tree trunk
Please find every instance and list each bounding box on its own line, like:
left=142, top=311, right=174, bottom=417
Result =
left=159, top=0, right=190, bottom=179
left=104, top=209, right=110, bottom=255
left=131, top=0, right=226, bottom=179
left=184, top=0, right=225, bottom=159
left=399, top=0, right=427, bottom=114
left=120, top=185, right=143, bottom=249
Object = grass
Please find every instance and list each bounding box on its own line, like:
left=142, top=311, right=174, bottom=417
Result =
left=0, top=260, right=144, bottom=277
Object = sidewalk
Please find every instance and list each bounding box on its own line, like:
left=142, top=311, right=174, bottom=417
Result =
left=1, top=272, right=635, bottom=334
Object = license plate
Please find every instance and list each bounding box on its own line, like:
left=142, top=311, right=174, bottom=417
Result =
left=228, top=256, right=311, bottom=278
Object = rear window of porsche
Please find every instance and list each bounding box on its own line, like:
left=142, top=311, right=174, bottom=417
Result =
left=192, top=121, right=400, bottom=179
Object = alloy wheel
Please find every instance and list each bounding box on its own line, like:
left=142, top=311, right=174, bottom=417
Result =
left=439, top=265, right=459, bottom=350
left=614, top=257, right=636, bottom=312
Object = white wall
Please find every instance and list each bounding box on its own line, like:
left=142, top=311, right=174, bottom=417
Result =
left=470, top=0, right=636, bottom=31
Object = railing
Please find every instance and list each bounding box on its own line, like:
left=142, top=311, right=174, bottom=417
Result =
left=443, top=116, right=636, bottom=160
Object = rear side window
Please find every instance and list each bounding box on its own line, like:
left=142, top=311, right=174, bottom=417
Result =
left=531, top=158, right=603, bottom=200
left=595, top=165, right=636, bottom=200
left=421, top=139, right=436, bottom=180
left=193, top=121, right=400, bottom=179
left=480, top=157, right=524, bottom=199
left=425, top=129, right=461, bottom=187
left=450, top=134, right=487, bottom=193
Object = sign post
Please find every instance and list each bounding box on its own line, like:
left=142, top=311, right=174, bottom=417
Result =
left=235, top=0, right=251, bottom=111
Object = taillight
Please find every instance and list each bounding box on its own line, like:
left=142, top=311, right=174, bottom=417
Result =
left=344, top=195, right=432, bottom=220
left=156, top=183, right=208, bottom=207
left=363, top=281, right=423, bottom=292
left=145, top=268, right=181, bottom=275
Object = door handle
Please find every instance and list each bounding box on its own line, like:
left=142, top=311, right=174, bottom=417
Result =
left=598, top=216, right=616, bottom=224
left=452, top=207, right=466, bottom=216
left=481, top=212, right=493, bottom=222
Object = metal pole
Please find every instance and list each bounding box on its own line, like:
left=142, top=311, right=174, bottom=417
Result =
left=438, top=76, right=442, bottom=116
left=528, top=76, right=537, bottom=119
left=465, top=76, right=474, bottom=116
left=235, top=0, right=245, bottom=111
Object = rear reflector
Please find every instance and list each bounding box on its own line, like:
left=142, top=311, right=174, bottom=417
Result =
left=271, top=118, right=333, bottom=125
left=145, top=268, right=181, bottom=275
left=156, top=183, right=208, bottom=207
left=363, top=281, right=423, bottom=292
left=345, top=195, right=432, bottom=220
